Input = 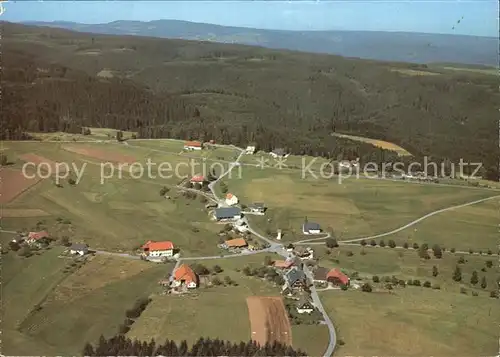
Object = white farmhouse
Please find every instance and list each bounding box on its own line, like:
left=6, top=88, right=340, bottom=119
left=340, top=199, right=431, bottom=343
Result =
left=70, top=243, right=89, bottom=256
left=246, top=145, right=256, bottom=154
left=142, top=240, right=174, bottom=258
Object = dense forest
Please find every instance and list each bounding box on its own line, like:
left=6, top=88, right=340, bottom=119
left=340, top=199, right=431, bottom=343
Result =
left=2, top=22, right=498, bottom=179
left=83, top=335, right=306, bottom=356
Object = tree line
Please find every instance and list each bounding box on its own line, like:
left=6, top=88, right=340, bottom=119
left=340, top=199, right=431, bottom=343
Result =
left=83, top=335, right=307, bottom=356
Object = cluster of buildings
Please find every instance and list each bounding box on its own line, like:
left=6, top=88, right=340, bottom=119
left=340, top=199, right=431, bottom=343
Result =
left=11, top=231, right=89, bottom=256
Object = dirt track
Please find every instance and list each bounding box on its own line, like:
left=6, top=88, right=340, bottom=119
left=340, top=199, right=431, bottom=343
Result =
left=246, top=296, right=292, bottom=347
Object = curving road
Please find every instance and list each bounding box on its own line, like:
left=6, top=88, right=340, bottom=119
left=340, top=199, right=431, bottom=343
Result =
left=296, top=194, right=500, bottom=245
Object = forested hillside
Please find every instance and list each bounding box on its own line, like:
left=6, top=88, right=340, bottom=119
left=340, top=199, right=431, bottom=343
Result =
left=2, top=22, right=498, bottom=179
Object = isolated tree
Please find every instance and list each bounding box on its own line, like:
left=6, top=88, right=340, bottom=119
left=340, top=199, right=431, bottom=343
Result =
left=432, top=244, right=443, bottom=258
left=224, top=276, right=232, bottom=285
left=370, top=239, right=377, bottom=246
left=325, top=238, right=338, bottom=248
left=480, top=276, right=487, bottom=289
left=470, top=271, right=479, bottom=285
left=452, top=265, right=462, bottom=282
left=432, top=265, right=439, bottom=277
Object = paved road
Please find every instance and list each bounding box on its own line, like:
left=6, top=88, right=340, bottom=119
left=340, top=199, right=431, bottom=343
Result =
left=296, top=194, right=500, bottom=245
left=206, top=146, right=338, bottom=357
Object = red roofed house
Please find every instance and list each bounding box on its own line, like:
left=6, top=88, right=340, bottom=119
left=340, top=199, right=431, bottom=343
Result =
left=173, top=264, right=198, bottom=289
left=26, top=231, right=50, bottom=244
left=326, top=268, right=350, bottom=287
left=190, top=175, right=206, bottom=184
left=184, top=141, right=202, bottom=151
left=142, top=240, right=174, bottom=258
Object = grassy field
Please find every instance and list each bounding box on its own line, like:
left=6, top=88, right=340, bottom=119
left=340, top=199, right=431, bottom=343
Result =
left=322, top=289, right=499, bottom=356
left=1, top=141, right=229, bottom=255
left=389, top=197, right=500, bottom=251
left=225, top=167, right=497, bottom=248
left=3, top=252, right=168, bottom=355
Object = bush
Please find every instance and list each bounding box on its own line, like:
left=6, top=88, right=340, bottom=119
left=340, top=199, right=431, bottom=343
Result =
left=388, top=240, right=396, bottom=248
left=472, top=291, right=479, bottom=297
left=403, top=242, right=409, bottom=249
left=370, top=239, right=377, bottom=246
left=223, top=276, right=233, bottom=285
left=407, top=279, right=413, bottom=286
left=468, top=248, right=474, bottom=254
left=325, top=238, right=338, bottom=248
left=413, top=280, right=421, bottom=286
left=213, top=265, right=223, bottom=273
left=490, top=290, right=499, bottom=298
left=412, top=243, right=419, bottom=250
left=360, top=239, right=367, bottom=246
left=487, top=249, right=493, bottom=255
left=379, top=240, right=386, bottom=247
left=398, top=280, right=406, bottom=287
left=452, top=266, right=462, bottom=282
left=383, top=276, right=391, bottom=283
left=372, top=275, right=380, bottom=283
left=212, top=277, right=222, bottom=286
left=423, top=281, right=431, bottom=288
left=361, top=283, right=372, bottom=292
left=485, top=260, right=493, bottom=268
left=432, top=244, right=443, bottom=259
left=450, top=247, right=456, bottom=253
left=345, top=251, right=353, bottom=257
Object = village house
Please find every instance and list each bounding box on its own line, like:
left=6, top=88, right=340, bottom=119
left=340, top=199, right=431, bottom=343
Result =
left=245, top=145, right=256, bottom=154
left=190, top=175, right=206, bottom=185
left=70, top=243, right=89, bottom=256
left=248, top=202, right=266, bottom=214
left=142, top=240, right=174, bottom=258
left=214, top=207, right=242, bottom=221
left=284, top=267, right=308, bottom=291
left=26, top=231, right=50, bottom=244
left=225, top=193, right=239, bottom=206
left=184, top=141, right=203, bottom=151
left=270, top=148, right=287, bottom=159
left=296, top=296, right=315, bottom=314
left=222, top=238, right=248, bottom=250
left=294, top=246, right=314, bottom=260
left=312, top=266, right=330, bottom=283
left=173, top=264, right=198, bottom=289
left=302, top=222, right=321, bottom=235
left=326, top=268, right=350, bottom=287
left=274, top=256, right=301, bottom=271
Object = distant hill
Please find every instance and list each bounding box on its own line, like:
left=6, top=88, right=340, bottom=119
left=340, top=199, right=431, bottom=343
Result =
left=23, top=20, right=497, bottom=66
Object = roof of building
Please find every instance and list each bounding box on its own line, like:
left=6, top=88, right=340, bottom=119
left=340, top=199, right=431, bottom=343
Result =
left=70, top=243, right=89, bottom=251
left=215, top=207, right=241, bottom=219
left=185, top=141, right=202, bottom=147
left=296, top=296, right=314, bottom=308
left=285, top=267, right=306, bottom=285
left=174, top=264, right=197, bottom=284
left=303, top=222, right=321, bottom=231
left=28, top=231, right=49, bottom=240
left=313, top=266, right=330, bottom=281
left=190, top=175, right=206, bottom=182
left=273, top=260, right=293, bottom=268
left=142, top=240, right=174, bottom=251
left=226, top=193, right=235, bottom=199
left=326, top=268, right=350, bottom=285
left=225, top=238, right=247, bottom=248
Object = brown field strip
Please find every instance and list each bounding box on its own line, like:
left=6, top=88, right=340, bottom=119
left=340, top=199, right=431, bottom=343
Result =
left=246, top=296, right=292, bottom=346
left=63, top=145, right=136, bottom=163
left=0, top=169, right=42, bottom=204
left=0, top=208, right=50, bottom=217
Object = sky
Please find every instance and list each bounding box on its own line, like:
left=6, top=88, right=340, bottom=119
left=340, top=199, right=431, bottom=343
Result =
left=2, top=0, right=498, bottom=37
